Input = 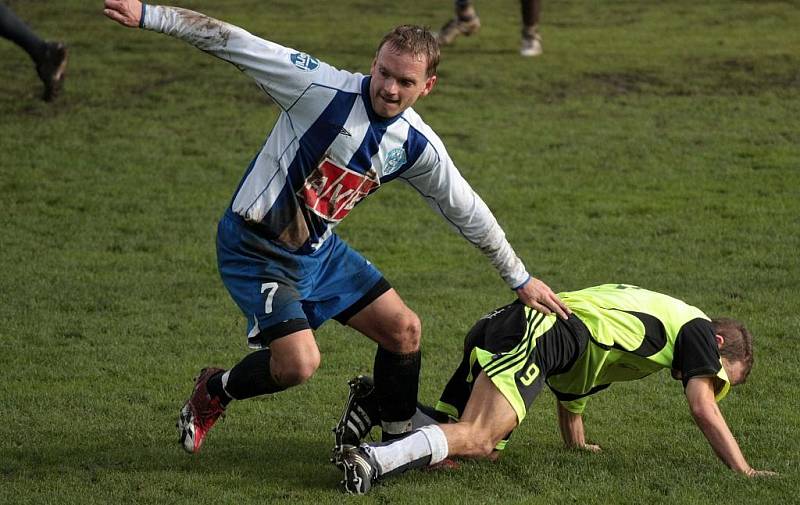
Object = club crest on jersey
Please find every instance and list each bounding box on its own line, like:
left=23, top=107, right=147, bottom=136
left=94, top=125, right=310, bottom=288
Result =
left=383, top=147, right=407, bottom=176
left=290, top=52, right=319, bottom=71
left=300, top=158, right=379, bottom=222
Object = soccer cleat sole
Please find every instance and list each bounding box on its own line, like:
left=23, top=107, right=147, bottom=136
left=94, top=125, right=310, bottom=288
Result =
left=177, top=404, right=198, bottom=453
left=330, top=443, right=354, bottom=470
left=340, top=450, right=375, bottom=495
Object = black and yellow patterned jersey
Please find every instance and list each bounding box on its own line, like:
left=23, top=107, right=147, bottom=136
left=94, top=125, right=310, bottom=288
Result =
left=436, top=284, right=729, bottom=428
left=548, top=284, right=728, bottom=413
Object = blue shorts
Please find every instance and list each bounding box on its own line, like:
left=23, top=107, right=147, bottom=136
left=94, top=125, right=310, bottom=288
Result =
left=217, top=210, right=386, bottom=348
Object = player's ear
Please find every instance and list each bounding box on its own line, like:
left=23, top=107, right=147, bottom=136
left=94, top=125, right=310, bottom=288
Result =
left=420, top=75, right=437, bottom=97
left=714, top=334, right=724, bottom=348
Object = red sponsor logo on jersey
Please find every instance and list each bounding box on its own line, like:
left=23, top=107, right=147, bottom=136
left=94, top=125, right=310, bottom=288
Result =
left=300, top=158, right=379, bottom=222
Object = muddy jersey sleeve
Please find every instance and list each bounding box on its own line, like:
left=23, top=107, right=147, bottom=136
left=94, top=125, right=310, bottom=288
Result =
left=399, top=126, right=530, bottom=289
left=141, top=4, right=353, bottom=110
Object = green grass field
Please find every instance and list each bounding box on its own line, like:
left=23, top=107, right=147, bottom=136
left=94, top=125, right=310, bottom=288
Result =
left=1, top=0, right=799, bottom=503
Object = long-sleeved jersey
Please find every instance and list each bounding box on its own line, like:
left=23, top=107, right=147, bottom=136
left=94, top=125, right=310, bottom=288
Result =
left=141, top=5, right=530, bottom=288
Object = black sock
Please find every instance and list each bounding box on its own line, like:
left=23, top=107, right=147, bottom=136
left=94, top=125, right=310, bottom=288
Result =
left=206, top=371, right=232, bottom=407
left=210, top=349, right=286, bottom=405
left=374, top=347, right=421, bottom=440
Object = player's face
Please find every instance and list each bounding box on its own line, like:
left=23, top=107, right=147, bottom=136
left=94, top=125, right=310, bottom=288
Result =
left=369, top=45, right=436, bottom=119
left=721, top=358, right=749, bottom=386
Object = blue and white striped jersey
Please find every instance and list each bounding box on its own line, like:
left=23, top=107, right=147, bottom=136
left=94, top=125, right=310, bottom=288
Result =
left=142, top=5, right=530, bottom=288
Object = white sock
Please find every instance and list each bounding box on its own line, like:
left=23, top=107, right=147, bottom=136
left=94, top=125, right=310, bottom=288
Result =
left=419, top=425, right=448, bottom=464
left=369, top=425, right=449, bottom=477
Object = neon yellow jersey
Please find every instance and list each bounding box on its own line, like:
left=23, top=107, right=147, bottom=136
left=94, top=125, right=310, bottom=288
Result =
left=547, top=284, right=730, bottom=414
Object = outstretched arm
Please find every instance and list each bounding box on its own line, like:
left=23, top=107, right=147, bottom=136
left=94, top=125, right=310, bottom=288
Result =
left=685, top=377, right=776, bottom=477
left=556, top=401, right=601, bottom=452
left=103, top=1, right=346, bottom=110
left=104, top=1, right=260, bottom=57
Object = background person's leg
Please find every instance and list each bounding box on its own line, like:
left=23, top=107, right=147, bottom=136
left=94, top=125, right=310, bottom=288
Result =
left=520, top=0, right=543, bottom=56
left=0, top=3, right=46, bottom=61
left=0, top=4, right=67, bottom=100
left=437, top=0, right=481, bottom=45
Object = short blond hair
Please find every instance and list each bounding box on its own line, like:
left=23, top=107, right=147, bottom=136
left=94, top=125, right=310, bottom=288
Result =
left=377, top=25, right=440, bottom=78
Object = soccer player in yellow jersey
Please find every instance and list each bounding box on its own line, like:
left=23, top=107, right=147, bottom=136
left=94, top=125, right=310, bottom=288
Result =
left=335, top=284, right=777, bottom=494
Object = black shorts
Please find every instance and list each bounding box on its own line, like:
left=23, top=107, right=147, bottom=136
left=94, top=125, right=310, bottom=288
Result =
left=435, top=302, right=588, bottom=427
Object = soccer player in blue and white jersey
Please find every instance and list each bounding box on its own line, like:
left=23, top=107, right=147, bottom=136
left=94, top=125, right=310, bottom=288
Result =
left=103, top=0, right=570, bottom=455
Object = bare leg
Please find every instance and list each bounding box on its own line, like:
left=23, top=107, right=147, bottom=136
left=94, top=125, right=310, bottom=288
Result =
left=346, top=289, right=420, bottom=354
left=439, top=373, right=518, bottom=458
left=268, top=329, right=321, bottom=386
